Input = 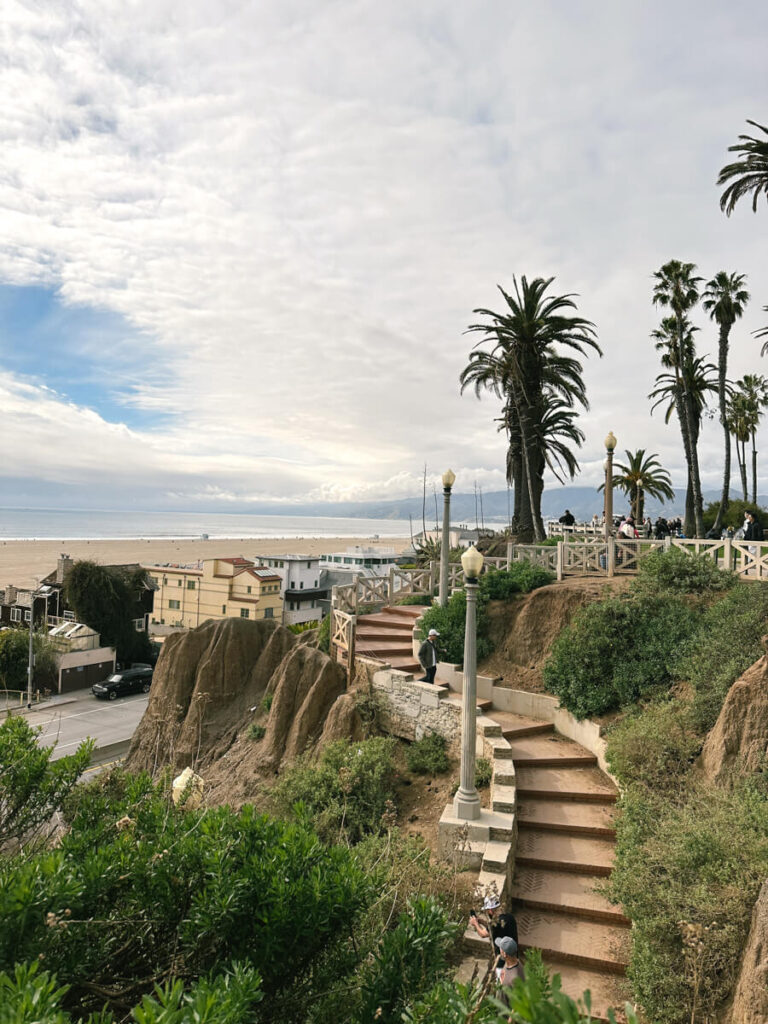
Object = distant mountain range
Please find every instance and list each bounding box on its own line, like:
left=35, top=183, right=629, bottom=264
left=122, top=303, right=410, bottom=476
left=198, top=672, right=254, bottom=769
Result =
left=236, top=487, right=761, bottom=525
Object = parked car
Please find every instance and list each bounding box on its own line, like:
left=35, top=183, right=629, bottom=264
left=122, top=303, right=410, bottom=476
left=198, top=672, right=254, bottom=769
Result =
left=92, top=666, right=153, bottom=700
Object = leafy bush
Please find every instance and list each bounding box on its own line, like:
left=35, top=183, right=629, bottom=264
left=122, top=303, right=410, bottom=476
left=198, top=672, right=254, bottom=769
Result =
left=479, top=563, right=554, bottom=601
left=64, top=560, right=153, bottom=663
left=0, top=628, right=58, bottom=691
left=543, top=594, right=697, bottom=718
left=395, top=594, right=433, bottom=606
left=269, top=738, right=398, bottom=844
left=261, top=692, right=273, bottom=712
left=317, top=614, right=331, bottom=653
left=631, top=546, right=736, bottom=596
left=703, top=498, right=768, bottom=532
left=417, top=590, right=492, bottom=665
left=606, top=699, right=700, bottom=794
left=474, top=757, right=492, bottom=789
left=288, top=620, right=319, bottom=635
left=406, top=733, right=451, bottom=775
left=0, top=771, right=370, bottom=1017
left=674, top=582, right=768, bottom=732
left=356, top=896, right=458, bottom=1024
left=608, top=781, right=768, bottom=1024
left=247, top=723, right=266, bottom=740
left=0, top=715, right=92, bottom=850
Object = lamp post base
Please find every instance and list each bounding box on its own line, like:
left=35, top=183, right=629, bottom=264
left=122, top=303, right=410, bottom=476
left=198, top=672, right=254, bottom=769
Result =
left=453, top=786, right=482, bottom=821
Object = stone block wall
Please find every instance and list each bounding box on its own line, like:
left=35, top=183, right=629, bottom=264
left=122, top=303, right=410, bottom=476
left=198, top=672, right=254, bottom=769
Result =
left=370, top=667, right=461, bottom=755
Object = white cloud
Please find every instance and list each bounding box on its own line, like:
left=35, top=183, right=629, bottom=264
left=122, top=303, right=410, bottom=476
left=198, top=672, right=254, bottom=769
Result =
left=1, top=0, right=767, bottom=506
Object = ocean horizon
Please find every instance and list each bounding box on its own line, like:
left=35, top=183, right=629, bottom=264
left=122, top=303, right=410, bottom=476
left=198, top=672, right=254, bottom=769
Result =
left=0, top=507, right=416, bottom=542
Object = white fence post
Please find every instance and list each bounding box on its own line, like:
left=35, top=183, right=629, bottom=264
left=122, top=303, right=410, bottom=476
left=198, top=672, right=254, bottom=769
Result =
left=607, top=537, right=616, bottom=577
left=556, top=541, right=564, bottom=581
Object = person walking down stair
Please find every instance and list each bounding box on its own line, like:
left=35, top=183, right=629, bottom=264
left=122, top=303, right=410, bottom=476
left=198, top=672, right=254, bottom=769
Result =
left=418, top=629, right=441, bottom=685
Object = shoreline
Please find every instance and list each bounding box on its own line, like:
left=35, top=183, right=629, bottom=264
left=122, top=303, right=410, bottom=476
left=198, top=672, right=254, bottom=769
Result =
left=0, top=536, right=411, bottom=590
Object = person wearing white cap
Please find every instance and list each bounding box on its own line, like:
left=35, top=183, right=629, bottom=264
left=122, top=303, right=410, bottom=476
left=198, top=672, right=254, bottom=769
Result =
left=468, top=895, right=518, bottom=951
left=417, top=628, right=441, bottom=685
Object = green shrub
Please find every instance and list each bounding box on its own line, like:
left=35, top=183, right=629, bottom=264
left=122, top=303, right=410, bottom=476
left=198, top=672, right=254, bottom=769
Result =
left=269, top=738, right=398, bottom=844
left=474, top=757, right=492, bottom=788
left=608, top=781, right=768, bottom=1024
left=543, top=594, right=697, bottom=718
left=631, top=546, right=736, bottom=596
left=674, top=582, right=768, bottom=732
left=356, top=896, right=458, bottom=1024
left=395, top=594, right=432, bottom=606
left=418, top=590, right=492, bottom=665
left=703, top=498, right=768, bottom=532
left=288, top=620, right=319, bottom=635
left=261, top=692, right=273, bottom=712
left=247, top=723, right=266, bottom=741
left=317, top=614, right=331, bottom=653
left=406, top=733, right=451, bottom=776
left=606, top=699, right=700, bottom=793
left=479, top=563, right=554, bottom=601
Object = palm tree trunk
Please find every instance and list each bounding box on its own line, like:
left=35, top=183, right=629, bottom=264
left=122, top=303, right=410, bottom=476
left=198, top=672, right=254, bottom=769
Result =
left=752, top=430, right=758, bottom=505
left=514, top=387, right=544, bottom=543
left=738, top=439, right=748, bottom=501
left=676, top=320, right=705, bottom=537
left=685, top=472, right=695, bottom=537
left=713, top=322, right=732, bottom=531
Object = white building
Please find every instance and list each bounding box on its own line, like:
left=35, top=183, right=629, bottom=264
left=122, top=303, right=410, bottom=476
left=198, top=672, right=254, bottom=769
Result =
left=254, top=553, right=327, bottom=626
left=319, top=545, right=400, bottom=575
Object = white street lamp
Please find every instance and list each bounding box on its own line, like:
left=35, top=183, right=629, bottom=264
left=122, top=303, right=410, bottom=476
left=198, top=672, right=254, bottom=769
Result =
left=453, top=545, right=484, bottom=821
left=439, top=469, right=456, bottom=607
left=604, top=432, right=617, bottom=541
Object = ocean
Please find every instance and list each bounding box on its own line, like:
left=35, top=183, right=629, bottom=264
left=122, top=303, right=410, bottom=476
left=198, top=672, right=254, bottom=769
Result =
left=0, top=507, right=414, bottom=542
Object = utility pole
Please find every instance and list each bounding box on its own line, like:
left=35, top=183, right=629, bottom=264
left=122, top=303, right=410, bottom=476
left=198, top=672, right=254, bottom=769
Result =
left=26, top=592, right=35, bottom=708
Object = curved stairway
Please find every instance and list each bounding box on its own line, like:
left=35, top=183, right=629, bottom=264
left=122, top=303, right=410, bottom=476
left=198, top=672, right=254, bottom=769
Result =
left=466, top=711, right=631, bottom=1021
left=354, top=605, right=427, bottom=674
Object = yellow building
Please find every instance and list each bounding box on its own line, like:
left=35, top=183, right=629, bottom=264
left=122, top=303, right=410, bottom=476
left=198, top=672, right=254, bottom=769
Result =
left=145, top=557, right=283, bottom=629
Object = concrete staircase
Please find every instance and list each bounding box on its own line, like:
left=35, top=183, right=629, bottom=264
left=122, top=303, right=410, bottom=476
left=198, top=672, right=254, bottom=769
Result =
left=355, top=605, right=427, bottom=675
left=465, top=711, right=630, bottom=1022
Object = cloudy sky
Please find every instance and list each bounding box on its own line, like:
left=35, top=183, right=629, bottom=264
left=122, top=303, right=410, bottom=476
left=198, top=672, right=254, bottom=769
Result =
left=1, top=0, right=767, bottom=511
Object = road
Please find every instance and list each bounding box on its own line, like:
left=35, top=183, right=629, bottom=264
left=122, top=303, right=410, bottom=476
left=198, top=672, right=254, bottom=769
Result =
left=25, top=689, right=149, bottom=763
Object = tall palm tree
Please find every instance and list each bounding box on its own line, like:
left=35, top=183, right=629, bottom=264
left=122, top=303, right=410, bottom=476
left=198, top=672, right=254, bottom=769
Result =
left=736, top=375, right=768, bottom=503
left=726, top=392, right=753, bottom=500
left=461, top=276, right=600, bottom=542
left=652, top=261, right=706, bottom=536
left=702, top=271, right=750, bottom=529
left=718, top=120, right=768, bottom=216
left=650, top=355, right=718, bottom=534
left=603, top=449, right=675, bottom=524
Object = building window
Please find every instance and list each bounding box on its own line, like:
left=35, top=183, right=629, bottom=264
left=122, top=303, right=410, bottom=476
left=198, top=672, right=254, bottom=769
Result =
left=187, top=580, right=196, bottom=590
left=289, top=601, right=295, bottom=611
left=314, top=580, right=318, bottom=588
left=300, top=581, right=304, bottom=589
left=222, top=605, right=226, bottom=614
left=240, top=608, right=249, bottom=619
left=264, top=607, right=273, bottom=619
left=10, top=607, right=21, bottom=622
left=178, top=579, right=182, bottom=586
left=150, top=576, right=158, bottom=585
left=307, top=561, right=311, bottom=568
left=169, top=600, right=180, bottom=610
left=247, top=585, right=252, bottom=594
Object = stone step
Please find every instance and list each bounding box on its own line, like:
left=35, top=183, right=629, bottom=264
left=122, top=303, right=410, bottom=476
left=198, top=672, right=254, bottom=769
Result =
left=481, top=839, right=512, bottom=874
left=386, top=656, right=423, bottom=672
left=490, top=710, right=556, bottom=739
left=493, top=766, right=516, bottom=786
left=356, top=614, right=415, bottom=631
left=512, top=866, right=629, bottom=925
left=476, top=868, right=508, bottom=902
left=356, top=627, right=415, bottom=642
left=517, top=799, right=616, bottom=837
left=515, top=766, right=617, bottom=804
left=518, top=909, right=629, bottom=974
left=485, top=737, right=515, bottom=761
left=477, top=698, right=493, bottom=712
left=356, top=641, right=414, bottom=658
left=516, top=828, right=615, bottom=876
left=491, top=783, right=516, bottom=814
left=462, top=924, right=495, bottom=958
left=381, top=605, right=428, bottom=618
left=542, top=961, right=630, bottom=1022
left=509, top=735, right=598, bottom=768
left=477, top=715, right=503, bottom=738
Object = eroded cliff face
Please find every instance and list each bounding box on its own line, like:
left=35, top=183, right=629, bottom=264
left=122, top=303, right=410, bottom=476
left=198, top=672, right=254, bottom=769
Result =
left=699, top=649, right=768, bottom=786
left=126, top=618, right=357, bottom=805
left=726, top=879, right=768, bottom=1024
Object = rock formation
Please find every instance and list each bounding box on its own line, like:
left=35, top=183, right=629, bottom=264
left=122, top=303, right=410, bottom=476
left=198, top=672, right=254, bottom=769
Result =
left=727, top=879, right=768, bottom=1024
left=699, top=651, right=768, bottom=786
left=126, top=618, right=358, bottom=804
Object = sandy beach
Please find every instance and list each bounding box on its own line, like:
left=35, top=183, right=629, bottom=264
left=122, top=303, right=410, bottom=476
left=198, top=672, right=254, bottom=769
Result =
left=0, top=536, right=410, bottom=589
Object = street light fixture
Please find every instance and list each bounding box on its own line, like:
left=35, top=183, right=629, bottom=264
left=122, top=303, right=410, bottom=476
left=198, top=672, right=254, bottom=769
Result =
left=439, top=469, right=456, bottom=607
left=604, top=432, right=617, bottom=542
left=453, top=544, right=484, bottom=821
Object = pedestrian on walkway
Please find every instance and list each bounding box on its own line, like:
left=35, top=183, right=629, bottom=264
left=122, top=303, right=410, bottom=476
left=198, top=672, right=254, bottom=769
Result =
left=418, top=628, right=441, bottom=685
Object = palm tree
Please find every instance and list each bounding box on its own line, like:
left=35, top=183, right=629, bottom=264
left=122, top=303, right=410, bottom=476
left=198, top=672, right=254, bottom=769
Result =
left=702, top=271, right=750, bottom=529
left=650, top=355, right=718, bottom=534
left=604, top=449, right=675, bottom=524
left=726, top=392, right=753, bottom=500
left=718, top=120, right=768, bottom=216
left=754, top=307, right=768, bottom=356
left=652, top=261, right=706, bottom=536
left=461, top=276, right=600, bottom=542
left=735, top=375, right=768, bottom=503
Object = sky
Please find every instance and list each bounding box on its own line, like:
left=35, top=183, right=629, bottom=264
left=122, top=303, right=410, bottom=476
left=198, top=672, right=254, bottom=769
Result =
left=1, top=0, right=767, bottom=511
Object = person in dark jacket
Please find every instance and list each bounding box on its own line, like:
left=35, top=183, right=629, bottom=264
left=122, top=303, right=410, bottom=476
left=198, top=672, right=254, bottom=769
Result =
left=418, top=629, right=441, bottom=684
left=744, top=510, right=764, bottom=541
left=558, top=509, right=575, bottom=527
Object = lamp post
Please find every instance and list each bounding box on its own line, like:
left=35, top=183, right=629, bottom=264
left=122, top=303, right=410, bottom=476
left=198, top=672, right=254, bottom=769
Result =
left=439, top=468, right=456, bottom=607
left=604, top=432, right=617, bottom=541
left=453, top=544, right=484, bottom=821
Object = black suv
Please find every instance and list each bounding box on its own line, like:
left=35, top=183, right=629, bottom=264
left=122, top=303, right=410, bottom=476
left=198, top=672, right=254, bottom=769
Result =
left=92, top=665, right=153, bottom=700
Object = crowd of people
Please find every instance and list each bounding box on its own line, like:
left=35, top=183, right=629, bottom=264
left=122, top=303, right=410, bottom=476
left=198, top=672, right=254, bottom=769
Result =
left=559, top=509, right=765, bottom=542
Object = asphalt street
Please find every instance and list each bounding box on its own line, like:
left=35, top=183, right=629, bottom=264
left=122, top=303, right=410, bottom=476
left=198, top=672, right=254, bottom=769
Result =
left=25, top=688, right=149, bottom=762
